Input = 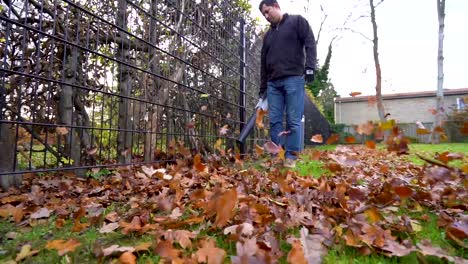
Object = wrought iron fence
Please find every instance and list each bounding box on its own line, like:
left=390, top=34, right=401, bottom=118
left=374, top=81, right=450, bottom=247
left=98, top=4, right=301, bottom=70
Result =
left=0, top=0, right=263, bottom=184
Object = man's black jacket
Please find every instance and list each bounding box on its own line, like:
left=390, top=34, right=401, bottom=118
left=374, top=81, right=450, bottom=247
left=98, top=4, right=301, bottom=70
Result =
left=260, top=14, right=317, bottom=95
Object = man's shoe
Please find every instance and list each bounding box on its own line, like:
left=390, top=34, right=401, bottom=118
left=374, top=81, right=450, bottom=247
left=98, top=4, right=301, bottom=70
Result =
left=283, top=158, right=296, bottom=168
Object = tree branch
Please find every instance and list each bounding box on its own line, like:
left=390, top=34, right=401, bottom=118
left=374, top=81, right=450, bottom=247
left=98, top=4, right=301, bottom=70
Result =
left=336, top=27, right=372, bottom=42
left=316, top=8, right=327, bottom=46
left=28, top=0, right=55, bottom=20
left=375, top=0, right=385, bottom=8
left=5, top=106, right=64, bottom=164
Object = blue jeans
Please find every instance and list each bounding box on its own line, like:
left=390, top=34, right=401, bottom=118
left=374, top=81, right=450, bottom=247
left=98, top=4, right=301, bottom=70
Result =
left=267, top=75, right=305, bottom=160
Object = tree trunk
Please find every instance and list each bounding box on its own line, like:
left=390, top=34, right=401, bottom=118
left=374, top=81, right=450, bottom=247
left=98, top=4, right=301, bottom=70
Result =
left=150, top=0, right=186, bottom=158
left=432, top=0, right=445, bottom=144
left=0, top=123, right=22, bottom=189
left=370, top=0, right=386, bottom=121
left=59, top=47, right=82, bottom=167
left=144, top=0, right=161, bottom=162
left=116, top=0, right=133, bottom=164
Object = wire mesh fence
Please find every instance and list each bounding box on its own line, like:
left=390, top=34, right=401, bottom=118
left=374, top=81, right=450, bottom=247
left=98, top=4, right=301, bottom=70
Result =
left=0, top=0, right=263, bottom=182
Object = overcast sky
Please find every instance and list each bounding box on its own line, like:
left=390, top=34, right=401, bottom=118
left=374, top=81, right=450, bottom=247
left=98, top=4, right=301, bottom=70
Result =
left=249, top=0, right=468, bottom=97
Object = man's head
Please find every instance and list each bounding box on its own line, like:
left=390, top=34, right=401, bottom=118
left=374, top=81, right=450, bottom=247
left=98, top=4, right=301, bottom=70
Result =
left=259, top=0, right=283, bottom=25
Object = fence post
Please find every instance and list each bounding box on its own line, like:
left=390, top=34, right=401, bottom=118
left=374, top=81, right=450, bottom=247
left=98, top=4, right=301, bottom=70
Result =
left=238, top=17, right=246, bottom=154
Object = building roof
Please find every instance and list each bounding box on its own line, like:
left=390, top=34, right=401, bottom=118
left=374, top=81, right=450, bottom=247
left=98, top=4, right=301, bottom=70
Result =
left=335, top=88, right=468, bottom=103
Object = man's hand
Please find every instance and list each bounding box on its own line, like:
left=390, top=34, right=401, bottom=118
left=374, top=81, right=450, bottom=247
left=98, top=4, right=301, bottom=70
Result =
left=255, top=98, right=263, bottom=109
left=305, top=69, right=314, bottom=84
left=255, top=96, right=268, bottom=111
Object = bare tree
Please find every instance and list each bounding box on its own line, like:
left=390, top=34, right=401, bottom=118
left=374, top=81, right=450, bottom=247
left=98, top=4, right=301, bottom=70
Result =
left=432, top=0, right=445, bottom=143
left=333, top=0, right=386, bottom=121
left=370, top=0, right=386, bottom=121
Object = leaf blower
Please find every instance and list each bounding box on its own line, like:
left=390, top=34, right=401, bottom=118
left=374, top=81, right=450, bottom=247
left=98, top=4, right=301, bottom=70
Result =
left=237, top=94, right=268, bottom=143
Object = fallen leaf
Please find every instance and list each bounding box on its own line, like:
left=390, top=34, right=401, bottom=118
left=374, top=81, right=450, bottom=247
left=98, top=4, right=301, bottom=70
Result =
left=219, top=125, right=229, bottom=136
left=99, top=222, right=119, bottom=233
left=71, top=221, right=90, bottom=232
left=120, top=216, right=142, bottom=234
left=326, top=134, right=340, bottom=145
left=299, top=227, right=326, bottom=264
left=56, top=218, right=66, bottom=228
left=154, top=240, right=180, bottom=259
left=15, top=244, right=39, bottom=262
left=382, top=240, right=415, bottom=257
left=194, top=239, right=226, bottom=264
left=186, top=122, right=195, bottom=129
left=287, top=240, right=307, bottom=264
left=366, top=140, right=376, bottom=149
left=364, top=207, right=383, bottom=223
left=214, top=189, right=238, bottom=227
left=345, top=136, right=356, bottom=144
left=141, top=166, right=157, bottom=177
left=415, top=121, right=426, bottom=129
left=356, top=122, right=374, bottom=135
left=30, top=207, right=51, bottom=219
left=215, top=139, right=222, bottom=151
left=86, top=147, right=98, bottom=156
left=263, top=141, right=281, bottom=155
left=224, top=223, right=254, bottom=237
left=349, top=92, right=362, bottom=97
left=416, top=128, right=431, bottom=135
left=344, top=229, right=361, bottom=247
left=46, top=239, right=81, bottom=256
left=310, top=134, right=323, bottom=143
left=105, top=212, right=120, bottom=222
left=134, top=242, right=152, bottom=252
left=410, top=220, right=422, bottom=233
left=417, top=240, right=465, bottom=263
left=0, top=205, right=24, bottom=223
left=193, top=154, right=206, bottom=172
left=380, top=119, right=396, bottom=131
left=102, top=245, right=135, bottom=257
left=169, top=207, right=183, bottom=219
left=255, top=108, right=267, bottom=129
left=428, top=108, right=438, bottom=115
left=446, top=221, right=468, bottom=244
left=56, top=126, right=69, bottom=135
left=394, top=186, right=412, bottom=199
left=119, top=251, right=136, bottom=264
left=434, top=126, right=445, bottom=133
left=278, top=146, right=285, bottom=160
left=255, top=144, right=264, bottom=156
left=162, top=230, right=196, bottom=249
left=460, top=122, right=468, bottom=134
left=6, top=231, right=18, bottom=240
left=463, top=164, right=468, bottom=173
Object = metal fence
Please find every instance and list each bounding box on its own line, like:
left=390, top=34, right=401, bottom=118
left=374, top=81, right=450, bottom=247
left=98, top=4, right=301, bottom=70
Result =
left=341, top=121, right=467, bottom=144
left=0, top=0, right=263, bottom=183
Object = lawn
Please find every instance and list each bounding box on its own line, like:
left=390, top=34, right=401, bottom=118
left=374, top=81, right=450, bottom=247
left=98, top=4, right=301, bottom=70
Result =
left=300, top=143, right=467, bottom=263
left=0, top=143, right=466, bottom=263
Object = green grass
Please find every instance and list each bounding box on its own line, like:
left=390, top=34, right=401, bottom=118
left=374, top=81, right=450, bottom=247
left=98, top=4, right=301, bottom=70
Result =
left=295, top=143, right=467, bottom=263
left=396, top=208, right=467, bottom=259
left=324, top=247, right=407, bottom=264
left=322, top=208, right=466, bottom=264
left=295, top=158, right=331, bottom=178
left=3, top=143, right=467, bottom=263
left=406, top=143, right=468, bottom=168
left=307, top=144, right=338, bottom=151
left=307, top=143, right=468, bottom=168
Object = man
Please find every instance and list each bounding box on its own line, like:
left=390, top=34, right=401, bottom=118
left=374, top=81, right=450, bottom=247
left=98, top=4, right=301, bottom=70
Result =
left=258, top=0, right=317, bottom=168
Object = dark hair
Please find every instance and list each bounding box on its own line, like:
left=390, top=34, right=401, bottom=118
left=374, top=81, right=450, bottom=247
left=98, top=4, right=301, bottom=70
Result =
left=259, top=0, right=278, bottom=11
